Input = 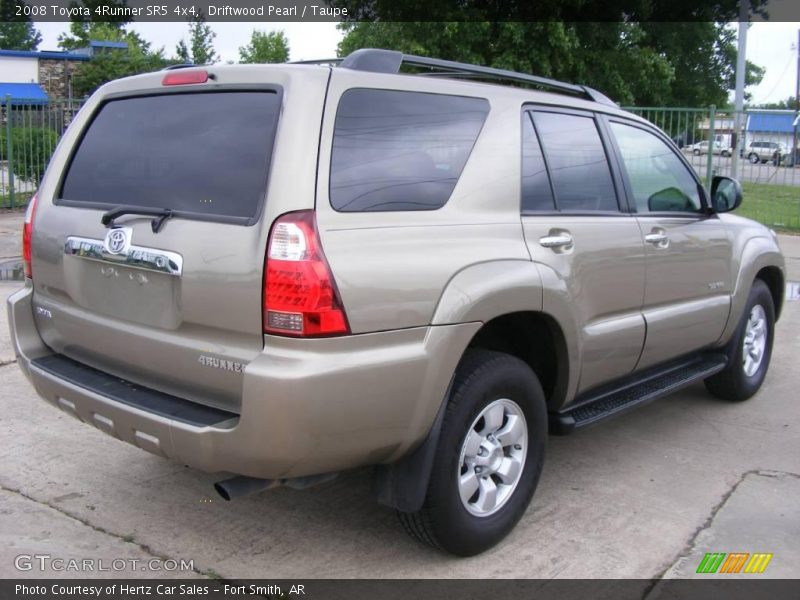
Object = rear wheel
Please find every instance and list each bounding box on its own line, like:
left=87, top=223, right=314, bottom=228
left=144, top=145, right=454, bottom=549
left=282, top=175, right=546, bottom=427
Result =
left=748, top=153, right=760, bottom=164
left=398, top=350, right=547, bottom=556
left=705, top=279, right=775, bottom=401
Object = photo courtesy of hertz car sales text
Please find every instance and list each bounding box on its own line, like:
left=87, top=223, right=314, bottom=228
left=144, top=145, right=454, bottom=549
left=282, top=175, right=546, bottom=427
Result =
left=8, top=48, right=785, bottom=556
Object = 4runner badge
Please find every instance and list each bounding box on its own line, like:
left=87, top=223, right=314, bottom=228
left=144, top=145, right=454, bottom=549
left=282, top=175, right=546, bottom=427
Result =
left=198, top=355, right=244, bottom=373
left=105, top=228, right=130, bottom=255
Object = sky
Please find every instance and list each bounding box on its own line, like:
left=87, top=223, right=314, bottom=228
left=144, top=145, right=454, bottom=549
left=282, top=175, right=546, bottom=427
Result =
left=33, top=21, right=800, bottom=106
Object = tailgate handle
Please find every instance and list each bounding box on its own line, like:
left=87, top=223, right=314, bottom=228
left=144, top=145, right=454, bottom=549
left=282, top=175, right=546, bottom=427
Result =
left=65, top=236, right=183, bottom=276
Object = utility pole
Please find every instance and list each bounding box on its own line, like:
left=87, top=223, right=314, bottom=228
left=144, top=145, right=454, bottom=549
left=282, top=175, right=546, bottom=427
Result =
left=732, top=0, right=748, bottom=179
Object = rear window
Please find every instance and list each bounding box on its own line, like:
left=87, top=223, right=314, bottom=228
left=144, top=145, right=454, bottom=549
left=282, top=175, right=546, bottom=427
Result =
left=330, top=89, right=489, bottom=212
left=60, top=91, right=281, bottom=222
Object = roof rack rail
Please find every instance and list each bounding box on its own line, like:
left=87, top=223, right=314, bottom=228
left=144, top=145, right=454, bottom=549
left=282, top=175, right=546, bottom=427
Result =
left=163, top=63, right=202, bottom=71
left=334, top=48, right=616, bottom=106
left=290, top=58, right=342, bottom=66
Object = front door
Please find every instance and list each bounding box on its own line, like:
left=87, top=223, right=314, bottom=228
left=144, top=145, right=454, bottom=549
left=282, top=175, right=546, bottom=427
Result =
left=606, top=119, right=733, bottom=370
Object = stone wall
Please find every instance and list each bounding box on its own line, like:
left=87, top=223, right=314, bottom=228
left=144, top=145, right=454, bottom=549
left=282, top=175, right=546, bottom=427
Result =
left=38, top=59, right=84, bottom=100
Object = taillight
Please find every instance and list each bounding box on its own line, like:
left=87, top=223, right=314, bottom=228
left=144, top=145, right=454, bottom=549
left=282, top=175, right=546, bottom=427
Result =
left=264, top=211, right=349, bottom=337
left=22, top=194, right=37, bottom=279
left=162, top=70, right=208, bottom=86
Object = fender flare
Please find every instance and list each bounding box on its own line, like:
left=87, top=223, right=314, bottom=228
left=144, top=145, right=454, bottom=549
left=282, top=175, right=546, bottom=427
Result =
left=378, top=260, right=553, bottom=512
left=719, top=236, right=785, bottom=345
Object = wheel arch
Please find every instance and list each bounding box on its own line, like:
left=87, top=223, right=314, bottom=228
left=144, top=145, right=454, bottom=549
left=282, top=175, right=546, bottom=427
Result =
left=377, top=310, right=570, bottom=513
left=719, top=235, right=785, bottom=346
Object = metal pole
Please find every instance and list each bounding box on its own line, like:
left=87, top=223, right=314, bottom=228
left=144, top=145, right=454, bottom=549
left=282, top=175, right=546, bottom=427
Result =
left=793, top=28, right=799, bottom=168
left=4, top=95, right=15, bottom=209
left=707, top=105, right=716, bottom=190
left=732, top=0, right=749, bottom=179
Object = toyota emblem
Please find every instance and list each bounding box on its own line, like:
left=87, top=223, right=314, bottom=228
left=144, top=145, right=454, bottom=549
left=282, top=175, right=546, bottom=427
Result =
left=105, top=229, right=129, bottom=255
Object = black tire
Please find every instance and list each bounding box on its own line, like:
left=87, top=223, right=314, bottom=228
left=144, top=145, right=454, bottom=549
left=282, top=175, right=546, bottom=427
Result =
left=705, top=279, right=775, bottom=402
left=748, top=153, right=759, bottom=164
left=398, top=349, right=547, bottom=556
left=693, top=149, right=701, bottom=156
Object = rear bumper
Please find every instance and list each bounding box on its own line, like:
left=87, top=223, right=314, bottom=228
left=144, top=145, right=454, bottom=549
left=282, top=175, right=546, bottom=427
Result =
left=8, top=284, right=479, bottom=479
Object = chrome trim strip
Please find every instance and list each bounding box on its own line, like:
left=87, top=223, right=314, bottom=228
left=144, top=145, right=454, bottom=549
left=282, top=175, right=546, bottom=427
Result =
left=64, top=236, right=183, bottom=277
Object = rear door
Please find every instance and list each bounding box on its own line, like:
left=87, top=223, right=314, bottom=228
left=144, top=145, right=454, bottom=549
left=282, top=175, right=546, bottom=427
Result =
left=605, top=118, right=732, bottom=370
left=31, top=88, right=284, bottom=413
left=519, top=108, right=646, bottom=395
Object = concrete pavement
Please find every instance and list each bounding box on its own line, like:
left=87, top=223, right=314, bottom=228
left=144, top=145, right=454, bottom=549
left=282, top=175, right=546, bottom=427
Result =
left=0, top=235, right=797, bottom=580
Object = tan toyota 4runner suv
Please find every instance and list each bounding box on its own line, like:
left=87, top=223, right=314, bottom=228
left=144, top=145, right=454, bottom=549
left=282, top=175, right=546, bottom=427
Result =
left=8, top=49, right=785, bottom=556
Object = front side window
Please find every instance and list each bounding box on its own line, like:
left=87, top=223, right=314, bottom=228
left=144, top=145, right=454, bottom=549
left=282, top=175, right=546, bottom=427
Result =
left=330, top=89, right=489, bottom=212
left=610, top=122, right=702, bottom=214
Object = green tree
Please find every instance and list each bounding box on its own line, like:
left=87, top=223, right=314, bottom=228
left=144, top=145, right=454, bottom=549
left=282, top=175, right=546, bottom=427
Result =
left=176, top=13, right=217, bottom=64
left=56, top=10, right=167, bottom=96
left=753, top=96, right=797, bottom=110
left=239, top=30, right=290, bottom=64
left=0, top=0, right=42, bottom=50
left=57, top=0, right=131, bottom=50
left=72, top=46, right=167, bottom=96
left=337, top=21, right=764, bottom=107
left=338, top=22, right=679, bottom=106
left=639, top=22, right=764, bottom=107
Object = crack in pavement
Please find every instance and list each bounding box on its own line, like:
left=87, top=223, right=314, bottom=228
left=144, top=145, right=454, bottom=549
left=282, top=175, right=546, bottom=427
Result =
left=0, top=359, right=18, bottom=368
left=0, top=482, right=210, bottom=578
left=641, top=469, right=800, bottom=599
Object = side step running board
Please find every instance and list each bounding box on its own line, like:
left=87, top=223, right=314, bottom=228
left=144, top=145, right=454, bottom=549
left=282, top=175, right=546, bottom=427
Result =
left=550, top=354, right=728, bottom=435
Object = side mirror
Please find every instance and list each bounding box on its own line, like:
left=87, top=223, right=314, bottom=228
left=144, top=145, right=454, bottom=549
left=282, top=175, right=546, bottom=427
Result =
left=710, top=176, right=743, bottom=213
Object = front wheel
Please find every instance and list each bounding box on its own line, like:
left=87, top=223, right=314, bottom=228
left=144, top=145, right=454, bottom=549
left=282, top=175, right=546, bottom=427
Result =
left=748, top=153, right=760, bottom=164
left=398, top=350, right=547, bottom=556
left=705, top=279, right=775, bottom=401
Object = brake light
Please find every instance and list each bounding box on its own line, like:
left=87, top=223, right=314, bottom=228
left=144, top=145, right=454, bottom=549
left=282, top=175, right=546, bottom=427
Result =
left=22, top=194, right=37, bottom=279
left=264, top=211, right=349, bottom=337
left=162, top=70, right=208, bottom=86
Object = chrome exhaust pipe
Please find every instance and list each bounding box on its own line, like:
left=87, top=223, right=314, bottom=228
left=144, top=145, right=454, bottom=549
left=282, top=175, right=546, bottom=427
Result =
left=214, top=476, right=281, bottom=501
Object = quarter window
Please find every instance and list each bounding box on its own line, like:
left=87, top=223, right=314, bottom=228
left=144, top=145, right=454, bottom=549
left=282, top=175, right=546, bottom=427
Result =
left=330, top=89, right=489, bottom=212
left=532, top=112, right=618, bottom=212
left=610, top=122, right=702, bottom=213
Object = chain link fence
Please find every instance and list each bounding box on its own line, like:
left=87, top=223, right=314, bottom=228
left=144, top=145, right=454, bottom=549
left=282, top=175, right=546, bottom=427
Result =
left=626, top=106, right=800, bottom=231
left=1, top=96, right=84, bottom=209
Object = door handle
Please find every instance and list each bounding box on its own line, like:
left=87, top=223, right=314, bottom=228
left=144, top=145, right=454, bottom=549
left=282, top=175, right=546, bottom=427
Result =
left=539, top=234, right=574, bottom=249
left=644, top=233, right=668, bottom=244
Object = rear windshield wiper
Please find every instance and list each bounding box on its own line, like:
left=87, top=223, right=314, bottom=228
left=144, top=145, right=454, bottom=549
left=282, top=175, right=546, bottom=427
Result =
left=101, top=206, right=175, bottom=233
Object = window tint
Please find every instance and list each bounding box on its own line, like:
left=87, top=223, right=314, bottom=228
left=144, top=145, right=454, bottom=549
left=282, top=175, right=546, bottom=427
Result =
left=330, top=89, right=489, bottom=212
left=521, top=113, right=555, bottom=211
left=610, top=122, right=702, bottom=213
left=532, top=112, right=618, bottom=212
left=61, top=92, right=281, bottom=221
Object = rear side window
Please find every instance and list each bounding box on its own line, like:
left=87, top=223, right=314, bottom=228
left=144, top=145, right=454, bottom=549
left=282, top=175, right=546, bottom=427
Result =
left=521, top=112, right=555, bottom=211
left=330, top=89, right=489, bottom=212
left=532, top=112, right=618, bottom=212
left=60, top=91, right=281, bottom=222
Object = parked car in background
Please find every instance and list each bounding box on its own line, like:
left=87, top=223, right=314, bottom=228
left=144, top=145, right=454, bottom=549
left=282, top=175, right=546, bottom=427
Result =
left=746, top=140, right=787, bottom=164
left=688, top=140, right=732, bottom=157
